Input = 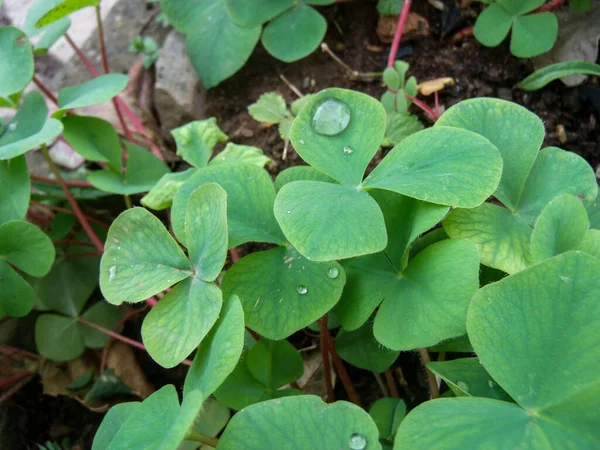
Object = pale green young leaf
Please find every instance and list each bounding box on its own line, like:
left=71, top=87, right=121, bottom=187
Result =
left=141, top=169, right=196, bottom=211
left=185, top=183, right=228, bottom=280
left=0, top=220, right=54, bottom=277
left=530, top=194, right=589, bottom=263
left=142, top=278, right=222, bottom=368
left=274, top=181, right=387, bottom=261
left=0, top=27, right=34, bottom=97
left=184, top=295, right=245, bottom=396
left=274, top=166, right=335, bottom=192
left=35, top=314, right=84, bottom=361
left=336, top=320, right=399, bottom=372
left=0, top=156, right=30, bottom=225
left=436, top=98, right=544, bottom=211
left=57, top=74, right=128, bottom=111
left=172, top=118, right=228, bottom=168
left=248, top=92, right=289, bottom=123
left=36, top=0, right=100, bottom=27
left=100, top=207, right=191, bottom=305
left=210, top=143, right=271, bottom=168
left=262, top=4, right=326, bottom=63
left=62, top=116, right=122, bottom=171
left=227, top=0, right=295, bottom=28
left=363, top=127, right=503, bottom=209
left=290, top=88, right=387, bottom=185
left=218, top=396, right=381, bottom=450
left=186, top=4, right=261, bottom=89
left=222, top=246, right=345, bottom=339
left=383, top=111, right=424, bottom=147
left=0, top=260, right=34, bottom=317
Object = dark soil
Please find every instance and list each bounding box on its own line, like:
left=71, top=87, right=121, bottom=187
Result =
left=4, top=0, right=599, bottom=448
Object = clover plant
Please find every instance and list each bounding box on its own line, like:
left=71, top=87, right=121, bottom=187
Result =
left=159, top=0, right=335, bottom=88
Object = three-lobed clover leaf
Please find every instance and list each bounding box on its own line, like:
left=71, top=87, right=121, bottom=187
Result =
left=0, top=26, right=34, bottom=98
left=395, top=251, right=600, bottom=449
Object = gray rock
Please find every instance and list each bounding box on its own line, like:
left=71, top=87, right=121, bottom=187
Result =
left=154, top=30, right=206, bottom=138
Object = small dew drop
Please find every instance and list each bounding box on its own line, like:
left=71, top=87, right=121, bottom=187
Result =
left=8, top=122, right=17, bottom=131
left=343, top=146, right=353, bottom=154
left=299, top=139, right=305, bottom=144
left=457, top=381, right=469, bottom=392
left=287, top=210, right=291, bottom=214
left=488, top=379, right=495, bottom=388
left=108, top=265, right=117, bottom=281
left=297, top=285, right=308, bottom=295
left=327, top=267, right=339, bottom=279
left=311, top=98, right=351, bottom=136
left=348, top=433, right=367, bottom=450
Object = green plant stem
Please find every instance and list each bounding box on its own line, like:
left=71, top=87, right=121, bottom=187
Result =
left=384, top=368, right=400, bottom=398
left=124, top=195, right=133, bottom=209
left=40, top=145, right=105, bottom=253
left=418, top=348, right=439, bottom=399
left=185, top=430, right=219, bottom=448
left=100, top=306, right=148, bottom=372
left=32, top=75, right=58, bottom=106
left=320, top=43, right=383, bottom=81
left=405, top=94, right=439, bottom=121
left=373, top=372, right=389, bottom=397
left=317, top=315, right=335, bottom=403
left=387, top=0, right=412, bottom=67
left=30, top=174, right=93, bottom=188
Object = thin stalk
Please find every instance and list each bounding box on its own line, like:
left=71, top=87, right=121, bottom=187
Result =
left=31, top=174, right=93, bottom=188
left=387, top=0, right=413, bottom=67
left=124, top=195, right=133, bottom=209
left=373, top=372, right=390, bottom=397
left=405, top=94, right=439, bottom=121
left=32, top=76, right=58, bottom=106
left=30, top=202, right=110, bottom=229
left=419, top=348, right=440, bottom=399
left=185, top=430, right=218, bottom=448
left=230, top=248, right=240, bottom=263
left=95, top=5, right=110, bottom=74
left=317, top=316, right=335, bottom=402
left=0, top=345, right=40, bottom=361
left=384, top=368, right=400, bottom=398
left=40, top=145, right=105, bottom=253
left=321, top=43, right=383, bottom=81
left=100, top=306, right=148, bottom=372
left=0, top=374, right=34, bottom=406
left=0, top=371, right=31, bottom=390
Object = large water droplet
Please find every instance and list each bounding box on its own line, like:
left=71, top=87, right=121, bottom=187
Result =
left=327, top=267, right=339, bottom=279
left=348, top=433, right=367, bottom=450
left=297, top=285, right=308, bottom=295
left=311, top=99, right=351, bottom=136
left=343, top=146, right=353, bottom=154
left=456, top=381, right=469, bottom=392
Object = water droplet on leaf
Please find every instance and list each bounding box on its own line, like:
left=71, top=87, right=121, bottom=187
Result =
left=456, top=381, right=469, bottom=392
left=488, top=379, right=495, bottom=388
left=108, top=265, right=117, bottom=281
left=311, top=98, right=351, bottom=136
left=8, top=122, right=17, bottom=131
left=297, top=285, right=308, bottom=295
left=287, top=210, right=291, bottom=214
left=327, top=267, right=339, bottom=279
left=343, top=146, right=353, bottom=154
left=348, top=433, right=367, bottom=450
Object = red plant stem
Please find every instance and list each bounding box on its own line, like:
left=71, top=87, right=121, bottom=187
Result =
left=384, top=369, right=400, bottom=398
left=434, top=91, right=440, bottom=118
left=30, top=202, right=110, bottom=229
left=405, top=94, right=439, bottom=121
left=95, top=5, right=110, bottom=74
left=27, top=209, right=52, bottom=228
left=387, top=0, right=412, bottom=67
left=145, top=297, right=158, bottom=307
left=65, top=33, right=101, bottom=76
left=32, top=76, right=59, bottom=106
left=40, top=145, right=105, bottom=253
left=31, top=174, right=93, bottom=188
left=230, top=248, right=240, bottom=263
left=100, top=307, right=147, bottom=372
left=0, top=345, right=39, bottom=361
left=246, top=327, right=261, bottom=341
left=317, top=316, right=335, bottom=403
left=0, top=374, right=33, bottom=405
left=53, top=239, right=96, bottom=248
left=0, top=371, right=31, bottom=391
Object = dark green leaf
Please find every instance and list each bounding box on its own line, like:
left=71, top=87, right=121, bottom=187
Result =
left=336, top=320, right=399, bottom=372
left=62, top=116, right=121, bottom=171
left=247, top=338, right=303, bottom=389
left=0, top=156, right=30, bottom=225
left=0, top=220, right=55, bottom=277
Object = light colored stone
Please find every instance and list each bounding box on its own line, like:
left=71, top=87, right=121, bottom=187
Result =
left=154, top=29, right=206, bottom=138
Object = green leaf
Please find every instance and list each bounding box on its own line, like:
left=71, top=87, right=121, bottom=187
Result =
left=473, top=3, right=513, bottom=47
left=578, top=229, right=600, bottom=259
left=363, top=127, right=503, bottom=209
left=172, top=118, right=228, bottom=168
left=383, top=111, right=424, bottom=147
left=0, top=220, right=55, bottom=277
left=290, top=94, right=316, bottom=115
left=210, top=143, right=271, bottom=168
left=92, top=403, right=140, bottom=450
left=67, top=370, right=93, bottom=390
left=0, top=259, right=34, bottom=317
left=0, top=27, right=34, bottom=97
left=0, top=92, right=63, bottom=160
left=336, top=320, right=400, bottom=372
left=142, top=278, right=222, bottom=368
left=248, top=92, right=289, bottom=124
left=247, top=339, right=303, bottom=389
left=377, top=0, right=405, bottom=15
left=24, top=0, right=71, bottom=54
left=443, top=203, right=532, bottom=274
left=274, top=166, right=335, bottom=191
left=100, top=207, right=191, bottom=305
left=141, top=169, right=196, bottom=211
left=33, top=19, right=70, bottom=54
left=84, top=368, right=132, bottom=402
left=57, top=74, right=129, bottom=111
left=222, top=246, right=346, bottom=339
left=274, top=181, right=387, bottom=261
left=369, top=398, right=406, bottom=441
left=530, top=194, right=589, bottom=263
left=160, top=0, right=218, bottom=33
left=226, top=0, right=295, bottom=28
left=185, top=183, right=227, bottom=280
left=373, top=239, right=480, bottom=351
left=62, top=116, right=121, bottom=171
left=290, top=88, right=387, bottom=185
left=189, top=397, right=230, bottom=438
left=586, top=197, right=600, bottom=229
left=499, top=0, right=545, bottom=15
left=87, top=142, right=169, bottom=195
left=183, top=295, right=245, bottom=396
left=517, top=61, right=600, bottom=91
left=186, top=3, right=261, bottom=89
left=218, top=395, right=381, bottom=450
left=510, top=13, right=558, bottom=58
left=35, top=314, right=84, bottom=361
left=427, top=358, right=512, bottom=401
left=436, top=98, right=544, bottom=211
left=428, top=334, right=473, bottom=353
left=570, top=0, right=591, bottom=11
left=262, top=4, right=326, bottom=63
left=172, top=163, right=286, bottom=247
left=36, top=0, right=99, bottom=27
left=0, top=156, right=30, bottom=225
left=80, top=301, right=121, bottom=348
